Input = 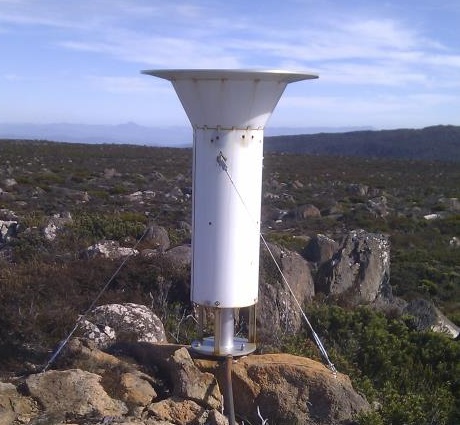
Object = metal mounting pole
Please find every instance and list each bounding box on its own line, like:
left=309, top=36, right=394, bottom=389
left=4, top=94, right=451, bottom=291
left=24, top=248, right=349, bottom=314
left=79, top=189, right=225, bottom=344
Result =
left=224, top=355, right=236, bottom=425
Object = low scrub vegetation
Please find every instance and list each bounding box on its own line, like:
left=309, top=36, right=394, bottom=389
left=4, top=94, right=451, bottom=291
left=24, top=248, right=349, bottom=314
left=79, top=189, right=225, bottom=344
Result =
left=281, top=305, right=459, bottom=425
left=0, top=139, right=459, bottom=424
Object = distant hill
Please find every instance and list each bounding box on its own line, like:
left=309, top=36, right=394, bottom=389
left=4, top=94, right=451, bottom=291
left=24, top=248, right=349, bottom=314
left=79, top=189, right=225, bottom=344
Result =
left=0, top=122, right=193, bottom=147
left=264, top=125, right=460, bottom=162
left=0, top=122, right=369, bottom=147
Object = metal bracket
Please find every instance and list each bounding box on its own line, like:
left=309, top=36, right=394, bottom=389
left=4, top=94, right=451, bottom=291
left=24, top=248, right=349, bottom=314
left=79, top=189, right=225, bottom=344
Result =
left=216, top=151, right=228, bottom=171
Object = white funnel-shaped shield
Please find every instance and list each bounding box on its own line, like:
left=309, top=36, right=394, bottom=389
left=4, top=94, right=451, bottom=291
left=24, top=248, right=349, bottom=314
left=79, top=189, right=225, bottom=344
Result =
left=142, top=69, right=318, bottom=355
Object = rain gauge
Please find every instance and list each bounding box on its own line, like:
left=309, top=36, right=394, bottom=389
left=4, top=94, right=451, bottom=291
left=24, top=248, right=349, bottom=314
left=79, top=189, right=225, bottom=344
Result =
left=141, top=69, right=318, bottom=356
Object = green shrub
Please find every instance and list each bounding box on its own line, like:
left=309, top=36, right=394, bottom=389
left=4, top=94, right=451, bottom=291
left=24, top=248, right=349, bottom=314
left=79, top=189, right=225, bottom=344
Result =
left=283, top=304, right=460, bottom=425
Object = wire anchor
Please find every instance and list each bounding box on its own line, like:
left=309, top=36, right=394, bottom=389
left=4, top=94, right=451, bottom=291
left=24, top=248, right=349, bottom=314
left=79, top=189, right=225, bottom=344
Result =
left=221, top=159, right=337, bottom=375
left=217, top=151, right=228, bottom=171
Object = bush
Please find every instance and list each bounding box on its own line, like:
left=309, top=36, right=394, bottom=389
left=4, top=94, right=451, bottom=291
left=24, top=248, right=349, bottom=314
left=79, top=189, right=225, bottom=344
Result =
left=284, top=305, right=460, bottom=425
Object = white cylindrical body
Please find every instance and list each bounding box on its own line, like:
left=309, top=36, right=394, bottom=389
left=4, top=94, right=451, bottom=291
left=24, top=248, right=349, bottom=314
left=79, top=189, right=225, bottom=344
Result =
left=141, top=70, right=318, bottom=311
left=192, top=127, right=263, bottom=307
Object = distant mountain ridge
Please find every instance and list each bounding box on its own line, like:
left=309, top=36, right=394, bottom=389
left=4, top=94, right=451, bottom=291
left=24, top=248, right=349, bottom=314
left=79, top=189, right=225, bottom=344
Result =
left=0, top=122, right=193, bottom=147
left=1, top=122, right=459, bottom=161
left=264, top=125, right=460, bottom=162
left=0, top=122, right=369, bottom=147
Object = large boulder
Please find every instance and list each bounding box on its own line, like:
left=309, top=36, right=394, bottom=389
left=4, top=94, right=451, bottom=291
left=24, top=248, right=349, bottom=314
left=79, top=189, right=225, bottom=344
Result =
left=82, top=240, right=139, bottom=259
left=80, top=303, right=167, bottom=349
left=292, top=203, right=322, bottom=219
left=404, top=298, right=460, bottom=338
left=25, top=369, right=128, bottom=418
left=23, top=338, right=370, bottom=425
left=367, top=195, right=389, bottom=217
left=144, top=224, right=171, bottom=252
left=147, top=398, right=227, bottom=425
left=162, top=244, right=192, bottom=269
left=0, top=382, right=36, bottom=425
left=196, top=353, right=370, bottom=425
left=168, top=347, right=221, bottom=410
left=315, top=229, right=391, bottom=305
left=303, top=233, right=339, bottom=265
left=57, top=338, right=158, bottom=412
left=258, top=244, right=315, bottom=339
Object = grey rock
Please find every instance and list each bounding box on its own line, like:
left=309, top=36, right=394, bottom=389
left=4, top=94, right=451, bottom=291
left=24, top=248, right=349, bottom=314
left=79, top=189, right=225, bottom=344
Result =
left=347, top=183, right=369, bottom=196
left=162, top=244, right=192, bottom=269
left=2, top=178, right=17, bottom=188
left=261, top=205, right=289, bottom=223
left=367, top=195, right=389, bottom=217
left=168, top=347, right=221, bottom=410
left=438, top=197, right=460, bottom=212
left=450, top=236, right=460, bottom=248
left=150, top=170, right=166, bottom=180
left=0, top=220, right=18, bottom=243
left=43, top=212, right=73, bottom=241
left=404, top=298, right=460, bottom=338
left=144, top=224, right=170, bottom=252
left=258, top=244, right=315, bottom=338
left=316, top=229, right=391, bottom=305
left=0, top=208, right=18, bottom=220
left=292, top=204, right=321, bottom=219
left=80, top=303, right=167, bottom=349
left=83, top=240, right=139, bottom=260
left=104, top=168, right=121, bottom=179
left=303, top=233, right=339, bottom=264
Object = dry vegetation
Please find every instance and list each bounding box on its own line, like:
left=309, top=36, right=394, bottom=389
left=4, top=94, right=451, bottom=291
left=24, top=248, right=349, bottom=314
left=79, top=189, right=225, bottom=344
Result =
left=0, top=139, right=459, bottom=424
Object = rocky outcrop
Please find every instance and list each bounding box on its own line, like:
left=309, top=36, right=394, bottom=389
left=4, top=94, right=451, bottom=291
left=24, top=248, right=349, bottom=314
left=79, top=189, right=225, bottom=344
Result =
left=0, top=382, right=37, bottom=425
left=258, top=244, right=315, bottom=339
left=43, top=211, right=73, bottom=241
left=162, top=244, right=192, bottom=269
left=2, top=178, right=17, bottom=188
left=197, top=353, right=370, bottom=424
left=144, top=224, right=171, bottom=252
left=303, top=234, right=339, bottom=265
left=80, top=303, right=167, bottom=349
left=315, top=229, right=391, bottom=305
left=347, top=183, right=369, bottom=196
left=0, top=220, right=18, bottom=243
left=292, top=203, right=322, bottom=219
left=167, top=347, right=221, bottom=410
left=438, top=197, right=460, bottom=212
left=26, top=369, right=129, bottom=417
left=10, top=338, right=367, bottom=425
left=366, top=195, right=389, bottom=217
left=449, top=236, right=460, bottom=248
left=404, top=298, right=460, bottom=338
left=82, top=239, right=139, bottom=259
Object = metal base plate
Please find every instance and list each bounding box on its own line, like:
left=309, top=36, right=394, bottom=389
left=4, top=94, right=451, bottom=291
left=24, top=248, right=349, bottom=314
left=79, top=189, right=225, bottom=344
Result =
left=190, top=336, right=256, bottom=357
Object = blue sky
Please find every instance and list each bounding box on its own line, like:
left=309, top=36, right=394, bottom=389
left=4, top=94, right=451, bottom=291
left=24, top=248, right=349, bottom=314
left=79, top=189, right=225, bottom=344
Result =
left=1, top=0, right=459, bottom=131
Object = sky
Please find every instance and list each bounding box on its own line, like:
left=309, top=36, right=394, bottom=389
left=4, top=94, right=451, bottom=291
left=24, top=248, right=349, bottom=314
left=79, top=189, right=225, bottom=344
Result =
left=1, top=0, right=460, bottom=132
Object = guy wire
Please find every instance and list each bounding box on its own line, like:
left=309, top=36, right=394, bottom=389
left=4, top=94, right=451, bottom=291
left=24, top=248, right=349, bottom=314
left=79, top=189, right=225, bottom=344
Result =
left=217, top=152, right=337, bottom=375
left=42, top=226, right=150, bottom=372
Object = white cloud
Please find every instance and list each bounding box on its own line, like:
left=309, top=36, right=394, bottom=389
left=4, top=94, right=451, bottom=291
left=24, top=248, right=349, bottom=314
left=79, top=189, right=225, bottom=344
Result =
left=58, top=28, right=242, bottom=68
left=1, top=0, right=459, bottom=128
left=318, top=62, right=429, bottom=86
left=2, top=73, right=25, bottom=81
